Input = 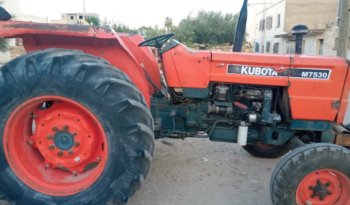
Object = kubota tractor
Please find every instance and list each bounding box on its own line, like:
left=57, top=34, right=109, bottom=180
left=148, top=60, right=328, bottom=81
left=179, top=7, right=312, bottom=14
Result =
left=0, top=2, right=349, bottom=205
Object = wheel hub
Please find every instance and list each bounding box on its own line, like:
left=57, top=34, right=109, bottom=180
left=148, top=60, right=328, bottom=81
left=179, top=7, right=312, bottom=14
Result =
left=53, top=130, right=75, bottom=150
left=309, top=179, right=332, bottom=200
left=296, top=169, right=350, bottom=205
left=4, top=96, right=108, bottom=196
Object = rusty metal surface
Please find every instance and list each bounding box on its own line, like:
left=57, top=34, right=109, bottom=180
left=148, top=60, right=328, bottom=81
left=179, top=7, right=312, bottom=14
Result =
left=335, top=133, right=350, bottom=146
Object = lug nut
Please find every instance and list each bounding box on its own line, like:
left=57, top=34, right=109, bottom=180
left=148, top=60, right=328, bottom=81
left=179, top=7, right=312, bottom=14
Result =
left=68, top=150, right=74, bottom=155
left=74, top=142, right=80, bottom=147
left=47, top=135, right=53, bottom=140
left=49, top=144, right=55, bottom=150
left=63, top=125, right=69, bottom=131
left=57, top=151, right=63, bottom=156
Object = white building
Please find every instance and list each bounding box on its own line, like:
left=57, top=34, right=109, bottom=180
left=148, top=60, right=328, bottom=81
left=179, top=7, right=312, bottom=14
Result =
left=52, top=13, right=99, bottom=25
left=253, top=0, right=348, bottom=57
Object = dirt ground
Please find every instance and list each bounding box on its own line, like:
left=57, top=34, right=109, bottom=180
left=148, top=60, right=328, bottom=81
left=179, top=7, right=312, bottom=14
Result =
left=0, top=139, right=278, bottom=205
left=128, top=138, right=278, bottom=205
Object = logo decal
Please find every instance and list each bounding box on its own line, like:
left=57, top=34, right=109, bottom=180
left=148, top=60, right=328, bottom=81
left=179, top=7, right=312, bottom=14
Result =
left=227, top=65, right=331, bottom=80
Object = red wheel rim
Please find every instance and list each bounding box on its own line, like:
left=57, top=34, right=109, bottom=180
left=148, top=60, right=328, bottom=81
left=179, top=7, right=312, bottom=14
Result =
left=3, top=96, right=108, bottom=196
left=296, top=169, right=350, bottom=205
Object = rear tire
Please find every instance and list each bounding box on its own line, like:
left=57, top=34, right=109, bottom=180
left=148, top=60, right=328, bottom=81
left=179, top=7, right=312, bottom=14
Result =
left=0, top=49, right=154, bottom=205
left=270, top=143, right=350, bottom=205
left=243, top=142, right=291, bottom=158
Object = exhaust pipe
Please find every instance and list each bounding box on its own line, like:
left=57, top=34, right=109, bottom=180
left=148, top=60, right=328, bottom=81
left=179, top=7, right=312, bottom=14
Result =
left=233, top=0, right=248, bottom=52
left=0, top=7, right=11, bottom=21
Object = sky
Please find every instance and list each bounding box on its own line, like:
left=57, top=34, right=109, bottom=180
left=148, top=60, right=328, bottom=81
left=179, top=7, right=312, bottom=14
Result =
left=17, top=0, right=260, bottom=28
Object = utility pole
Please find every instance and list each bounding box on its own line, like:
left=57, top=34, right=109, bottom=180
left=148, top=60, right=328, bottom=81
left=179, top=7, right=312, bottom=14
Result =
left=337, top=0, right=350, bottom=57
left=83, top=0, right=86, bottom=13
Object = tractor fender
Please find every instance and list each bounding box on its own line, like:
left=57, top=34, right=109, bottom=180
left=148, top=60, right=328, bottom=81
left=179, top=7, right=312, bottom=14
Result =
left=0, top=20, right=160, bottom=106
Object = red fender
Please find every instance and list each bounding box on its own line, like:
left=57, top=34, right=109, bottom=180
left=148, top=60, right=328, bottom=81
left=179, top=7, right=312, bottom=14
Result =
left=0, top=21, right=160, bottom=106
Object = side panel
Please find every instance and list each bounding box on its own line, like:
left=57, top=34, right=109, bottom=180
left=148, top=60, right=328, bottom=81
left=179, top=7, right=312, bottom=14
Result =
left=211, top=51, right=291, bottom=86
left=289, top=56, right=348, bottom=121
left=210, top=52, right=347, bottom=121
left=164, top=44, right=348, bottom=121
left=162, top=45, right=211, bottom=88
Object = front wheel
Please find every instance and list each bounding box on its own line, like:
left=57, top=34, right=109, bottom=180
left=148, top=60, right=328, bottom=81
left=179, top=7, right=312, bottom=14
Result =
left=0, top=49, right=154, bottom=205
left=270, top=143, right=350, bottom=205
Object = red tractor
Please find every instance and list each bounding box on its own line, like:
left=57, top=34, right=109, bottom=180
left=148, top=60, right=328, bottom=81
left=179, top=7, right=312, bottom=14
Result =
left=0, top=3, right=349, bottom=205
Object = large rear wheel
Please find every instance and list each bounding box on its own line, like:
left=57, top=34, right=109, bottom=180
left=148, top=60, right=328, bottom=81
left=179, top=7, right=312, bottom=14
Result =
left=0, top=49, right=154, bottom=205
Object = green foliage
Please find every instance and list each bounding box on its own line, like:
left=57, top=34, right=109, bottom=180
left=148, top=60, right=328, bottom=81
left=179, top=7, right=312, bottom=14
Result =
left=85, top=11, right=240, bottom=47
left=138, top=26, right=165, bottom=39
left=112, top=23, right=138, bottom=34
left=174, top=11, right=238, bottom=46
left=85, top=16, right=101, bottom=27
left=164, top=17, right=173, bottom=32
left=0, top=38, right=8, bottom=52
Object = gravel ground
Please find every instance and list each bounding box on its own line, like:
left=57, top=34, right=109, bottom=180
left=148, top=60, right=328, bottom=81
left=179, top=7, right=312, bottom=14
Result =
left=128, top=138, right=278, bottom=205
left=0, top=139, right=278, bottom=205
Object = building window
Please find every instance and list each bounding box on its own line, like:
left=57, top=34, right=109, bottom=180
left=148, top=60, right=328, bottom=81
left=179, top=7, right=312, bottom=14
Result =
left=259, top=19, right=265, bottom=31
left=266, top=41, right=271, bottom=53
left=266, top=16, right=273, bottom=30
left=273, top=43, right=279, bottom=54
left=334, top=38, right=339, bottom=50
left=287, top=41, right=295, bottom=54
left=276, top=14, right=281, bottom=28
left=79, top=15, right=83, bottom=19
left=317, top=39, right=324, bottom=55
left=255, top=42, right=260, bottom=53
left=70, top=16, right=74, bottom=20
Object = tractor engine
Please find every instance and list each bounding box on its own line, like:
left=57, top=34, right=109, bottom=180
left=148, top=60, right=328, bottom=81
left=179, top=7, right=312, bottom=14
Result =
left=208, top=84, right=281, bottom=125
left=151, top=83, right=290, bottom=145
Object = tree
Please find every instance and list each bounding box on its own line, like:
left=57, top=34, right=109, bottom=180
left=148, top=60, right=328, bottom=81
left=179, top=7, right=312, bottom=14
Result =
left=174, top=11, right=239, bottom=46
left=138, top=26, right=165, bottom=39
left=112, top=23, right=137, bottom=34
left=164, top=17, right=173, bottom=32
left=85, top=16, right=101, bottom=27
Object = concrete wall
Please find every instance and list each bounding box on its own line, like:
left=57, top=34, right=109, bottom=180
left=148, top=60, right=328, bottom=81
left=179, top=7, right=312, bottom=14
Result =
left=253, top=0, right=345, bottom=56
left=59, top=13, right=99, bottom=25
left=284, top=0, right=338, bottom=32
left=254, top=0, right=286, bottom=53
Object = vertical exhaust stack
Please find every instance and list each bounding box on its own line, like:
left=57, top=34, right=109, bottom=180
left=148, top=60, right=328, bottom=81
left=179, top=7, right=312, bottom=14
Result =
left=0, top=7, right=11, bottom=21
left=233, top=0, right=248, bottom=52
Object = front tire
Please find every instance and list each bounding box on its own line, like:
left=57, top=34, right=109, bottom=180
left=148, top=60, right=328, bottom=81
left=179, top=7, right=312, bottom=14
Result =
left=0, top=49, right=154, bottom=205
left=270, top=143, right=350, bottom=205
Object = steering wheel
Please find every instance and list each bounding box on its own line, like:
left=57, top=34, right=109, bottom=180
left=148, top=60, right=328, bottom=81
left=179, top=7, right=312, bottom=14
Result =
left=139, top=33, right=175, bottom=49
